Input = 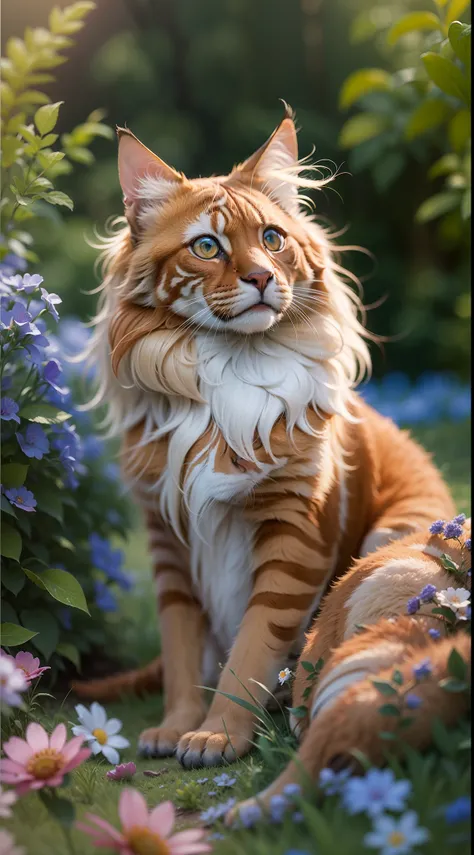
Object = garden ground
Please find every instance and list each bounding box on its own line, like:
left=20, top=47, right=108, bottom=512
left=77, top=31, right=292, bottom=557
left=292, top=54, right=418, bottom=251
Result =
left=5, top=419, right=471, bottom=855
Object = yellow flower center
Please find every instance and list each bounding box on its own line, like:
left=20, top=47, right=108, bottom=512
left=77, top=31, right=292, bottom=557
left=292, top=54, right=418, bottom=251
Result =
left=388, top=831, right=406, bottom=847
left=27, top=749, right=63, bottom=780
left=92, top=727, right=108, bottom=745
left=127, top=827, right=170, bottom=855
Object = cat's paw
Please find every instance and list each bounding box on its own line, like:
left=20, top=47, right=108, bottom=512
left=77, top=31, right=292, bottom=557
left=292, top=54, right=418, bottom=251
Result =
left=176, top=722, right=252, bottom=768
left=138, top=706, right=205, bottom=758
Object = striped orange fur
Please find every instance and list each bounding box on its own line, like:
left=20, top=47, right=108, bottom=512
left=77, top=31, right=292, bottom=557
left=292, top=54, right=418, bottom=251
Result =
left=73, top=109, right=464, bottom=775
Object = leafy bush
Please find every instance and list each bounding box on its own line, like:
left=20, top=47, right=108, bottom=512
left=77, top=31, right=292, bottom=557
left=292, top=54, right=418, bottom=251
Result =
left=339, top=0, right=471, bottom=233
left=0, top=2, right=133, bottom=680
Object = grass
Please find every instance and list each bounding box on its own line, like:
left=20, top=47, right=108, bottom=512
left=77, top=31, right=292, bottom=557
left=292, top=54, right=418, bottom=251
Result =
left=3, top=420, right=471, bottom=854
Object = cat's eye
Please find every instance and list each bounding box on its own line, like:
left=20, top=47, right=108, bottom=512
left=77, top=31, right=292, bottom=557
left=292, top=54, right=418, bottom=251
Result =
left=263, top=227, right=285, bottom=252
left=191, top=235, right=221, bottom=259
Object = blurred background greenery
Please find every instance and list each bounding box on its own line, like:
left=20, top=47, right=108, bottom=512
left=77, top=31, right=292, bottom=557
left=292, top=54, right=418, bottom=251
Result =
left=1, top=0, right=471, bottom=380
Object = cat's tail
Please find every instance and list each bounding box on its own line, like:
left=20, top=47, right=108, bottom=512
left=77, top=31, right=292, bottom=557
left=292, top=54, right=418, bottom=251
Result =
left=71, top=655, right=163, bottom=701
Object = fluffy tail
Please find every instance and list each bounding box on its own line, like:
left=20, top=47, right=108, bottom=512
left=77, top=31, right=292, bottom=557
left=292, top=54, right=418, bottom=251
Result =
left=71, top=655, right=163, bottom=701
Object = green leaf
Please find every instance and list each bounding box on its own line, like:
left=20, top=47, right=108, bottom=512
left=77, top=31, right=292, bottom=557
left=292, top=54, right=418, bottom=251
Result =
left=20, top=609, right=59, bottom=661
left=339, top=69, right=392, bottom=109
left=388, top=12, right=444, bottom=45
left=1, top=564, right=25, bottom=596
left=415, top=192, right=460, bottom=222
left=31, top=569, right=89, bottom=614
left=34, top=101, right=64, bottom=136
left=405, top=99, right=452, bottom=140
left=46, top=191, right=74, bottom=211
left=1, top=463, right=29, bottom=488
left=301, top=660, right=317, bottom=673
left=439, top=677, right=469, bottom=692
left=441, top=552, right=461, bottom=572
left=449, top=109, right=471, bottom=150
left=0, top=495, right=17, bottom=517
left=448, top=22, right=471, bottom=66
left=372, top=680, right=398, bottom=696
left=33, top=485, right=63, bottom=523
left=19, top=403, right=71, bottom=424
left=1, top=522, right=22, bottom=561
left=288, top=705, right=308, bottom=719
left=39, top=791, right=75, bottom=828
left=1, top=622, right=38, bottom=647
left=379, top=703, right=401, bottom=716
left=392, top=670, right=404, bottom=686
left=448, top=648, right=467, bottom=679
left=445, top=0, right=471, bottom=25
left=422, top=52, right=470, bottom=103
left=429, top=153, right=461, bottom=179
left=56, top=642, right=81, bottom=671
left=431, top=605, right=458, bottom=622
left=372, top=152, right=405, bottom=191
left=461, top=188, right=471, bottom=219
left=36, top=150, right=66, bottom=170
left=339, top=113, right=390, bottom=149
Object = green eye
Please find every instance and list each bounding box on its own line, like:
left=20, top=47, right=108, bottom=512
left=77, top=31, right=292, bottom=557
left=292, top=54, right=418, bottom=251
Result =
left=263, top=227, right=285, bottom=252
left=191, top=235, right=220, bottom=259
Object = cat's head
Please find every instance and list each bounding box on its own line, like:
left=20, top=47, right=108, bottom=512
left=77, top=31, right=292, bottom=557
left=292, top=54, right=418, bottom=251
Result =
left=115, top=107, right=328, bottom=335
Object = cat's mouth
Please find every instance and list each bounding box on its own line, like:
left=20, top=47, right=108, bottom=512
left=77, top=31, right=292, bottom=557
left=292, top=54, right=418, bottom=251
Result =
left=231, top=301, right=277, bottom=320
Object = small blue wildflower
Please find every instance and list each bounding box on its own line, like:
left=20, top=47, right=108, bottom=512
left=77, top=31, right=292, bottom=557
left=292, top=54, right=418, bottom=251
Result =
left=444, top=521, right=464, bottom=540
left=453, top=513, right=467, bottom=525
left=208, top=833, right=225, bottom=840
left=213, top=773, right=237, bottom=788
left=94, top=581, right=117, bottom=612
left=208, top=791, right=217, bottom=797
left=428, top=628, right=441, bottom=640
left=16, top=423, right=49, bottom=460
left=40, top=287, right=61, bottom=322
left=407, top=596, right=420, bottom=615
left=342, top=769, right=411, bottom=818
left=429, top=520, right=446, bottom=535
left=43, top=359, right=68, bottom=395
left=319, top=767, right=351, bottom=795
left=413, top=658, right=432, bottom=680
left=292, top=812, right=304, bottom=823
left=5, top=485, right=37, bottom=513
left=466, top=604, right=471, bottom=621
left=10, top=273, right=43, bottom=293
left=196, top=778, right=208, bottom=784
left=1, top=397, right=20, bottom=423
left=419, top=584, right=437, bottom=603
left=269, top=794, right=288, bottom=823
left=445, top=796, right=471, bottom=824
left=465, top=538, right=471, bottom=551
left=237, top=803, right=262, bottom=828
left=199, top=798, right=236, bottom=826
left=283, top=783, right=301, bottom=799
left=405, top=694, right=422, bottom=710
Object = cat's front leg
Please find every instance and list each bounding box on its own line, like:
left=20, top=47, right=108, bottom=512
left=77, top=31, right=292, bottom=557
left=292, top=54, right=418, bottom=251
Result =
left=176, top=514, right=330, bottom=768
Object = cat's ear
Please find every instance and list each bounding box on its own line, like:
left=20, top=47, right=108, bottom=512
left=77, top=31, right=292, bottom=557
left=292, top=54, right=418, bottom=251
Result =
left=229, top=105, right=299, bottom=214
left=117, top=127, right=182, bottom=208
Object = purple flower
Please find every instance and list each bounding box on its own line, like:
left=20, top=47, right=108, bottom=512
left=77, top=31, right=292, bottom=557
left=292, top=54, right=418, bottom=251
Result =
left=407, top=596, right=420, bottom=615
left=237, top=803, right=262, bottom=828
left=465, top=538, right=471, bottom=551
left=444, top=521, right=464, bottom=540
left=16, top=423, right=49, bottom=460
left=22, top=341, right=44, bottom=364
left=453, top=513, right=466, bottom=525
left=94, top=581, right=117, bottom=612
left=342, top=769, right=411, bottom=818
left=444, top=796, right=470, bottom=824
left=405, top=694, right=422, bottom=710
left=1, top=397, right=20, bottom=423
left=319, top=767, right=351, bottom=795
left=43, top=359, right=67, bottom=395
left=429, top=520, right=445, bottom=535
left=269, top=794, right=289, bottom=823
left=428, top=628, right=441, bottom=640
left=9, top=273, right=43, bottom=294
left=40, top=287, right=61, bottom=322
left=214, top=773, right=237, bottom=788
left=200, top=798, right=236, bottom=826
left=413, top=658, right=432, bottom=680
left=419, top=584, right=437, bottom=603
left=59, top=445, right=77, bottom=476
left=106, top=761, right=136, bottom=782
left=283, top=783, right=302, bottom=799
left=5, top=486, right=37, bottom=512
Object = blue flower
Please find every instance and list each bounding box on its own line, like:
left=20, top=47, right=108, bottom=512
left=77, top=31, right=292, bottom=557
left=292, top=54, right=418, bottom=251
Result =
left=214, top=773, right=237, bottom=788
left=419, top=584, right=437, bottom=603
left=283, top=783, right=302, bottom=799
left=43, top=359, right=68, bottom=395
left=444, top=520, right=464, bottom=540
left=405, top=694, right=422, bottom=710
left=40, top=287, right=61, bottom=322
left=428, top=628, right=441, bottom=640
left=59, top=445, right=77, bottom=477
left=9, top=273, right=43, bottom=293
left=407, top=596, right=420, bottom=615
left=429, top=520, right=445, bottom=535
left=82, top=434, right=104, bottom=460
left=342, top=769, right=411, bottom=818
left=1, top=397, right=20, bottom=423
left=412, top=658, right=432, bottom=680
left=5, top=485, right=37, bottom=513
left=16, top=423, right=49, bottom=459
left=453, top=513, right=467, bottom=525
left=196, top=778, right=208, bottom=784
left=444, top=796, right=471, bottom=824
left=319, top=767, right=351, bottom=795
left=465, top=538, right=471, bottom=551
left=94, top=581, right=117, bottom=612
left=269, top=794, right=288, bottom=823
left=199, top=798, right=236, bottom=826
left=236, top=803, right=262, bottom=828
left=89, top=533, right=132, bottom=590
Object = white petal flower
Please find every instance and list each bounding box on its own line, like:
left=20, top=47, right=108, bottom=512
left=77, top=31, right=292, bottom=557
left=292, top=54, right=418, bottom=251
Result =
left=364, top=810, right=430, bottom=855
left=71, top=702, right=129, bottom=765
left=0, top=657, right=28, bottom=708
left=0, top=785, right=17, bottom=819
left=435, top=587, right=470, bottom=612
left=278, top=667, right=292, bottom=686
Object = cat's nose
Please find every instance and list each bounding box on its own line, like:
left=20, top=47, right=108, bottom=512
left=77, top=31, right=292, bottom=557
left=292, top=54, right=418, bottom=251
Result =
left=242, top=269, right=273, bottom=293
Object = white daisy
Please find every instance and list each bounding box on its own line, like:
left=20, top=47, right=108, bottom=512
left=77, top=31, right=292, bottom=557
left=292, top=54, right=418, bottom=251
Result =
left=435, top=587, right=470, bottom=615
left=364, top=810, right=430, bottom=855
left=71, top=702, right=129, bottom=765
left=0, top=657, right=27, bottom=708
left=278, top=667, right=292, bottom=686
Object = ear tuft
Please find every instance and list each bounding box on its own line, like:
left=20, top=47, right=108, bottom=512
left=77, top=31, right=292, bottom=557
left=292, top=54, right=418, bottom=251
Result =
left=117, top=128, right=182, bottom=208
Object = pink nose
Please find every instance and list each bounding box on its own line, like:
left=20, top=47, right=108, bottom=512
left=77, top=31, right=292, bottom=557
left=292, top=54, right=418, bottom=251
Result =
left=242, top=270, right=273, bottom=293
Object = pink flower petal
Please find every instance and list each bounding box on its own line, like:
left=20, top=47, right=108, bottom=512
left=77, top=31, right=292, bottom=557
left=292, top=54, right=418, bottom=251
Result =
left=119, top=789, right=148, bottom=831
left=0, top=759, right=32, bottom=778
left=25, top=722, right=48, bottom=752
left=148, top=801, right=175, bottom=837
left=3, top=737, right=33, bottom=764
left=49, top=723, right=67, bottom=752
left=81, top=814, right=126, bottom=844
left=63, top=747, right=91, bottom=773
left=61, top=735, right=86, bottom=763
left=169, top=842, right=212, bottom=855
left=170, top=830, right=209, bottom=845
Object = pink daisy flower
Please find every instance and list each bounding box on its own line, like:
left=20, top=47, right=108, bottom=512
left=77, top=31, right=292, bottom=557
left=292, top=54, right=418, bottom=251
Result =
left=77, top=788, right=211, bottom=854
left=0, top=722, right=91, bottom=796
left=2, top=650, right=50, bottom=683
left=106, top=762, right=137, bottom=782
